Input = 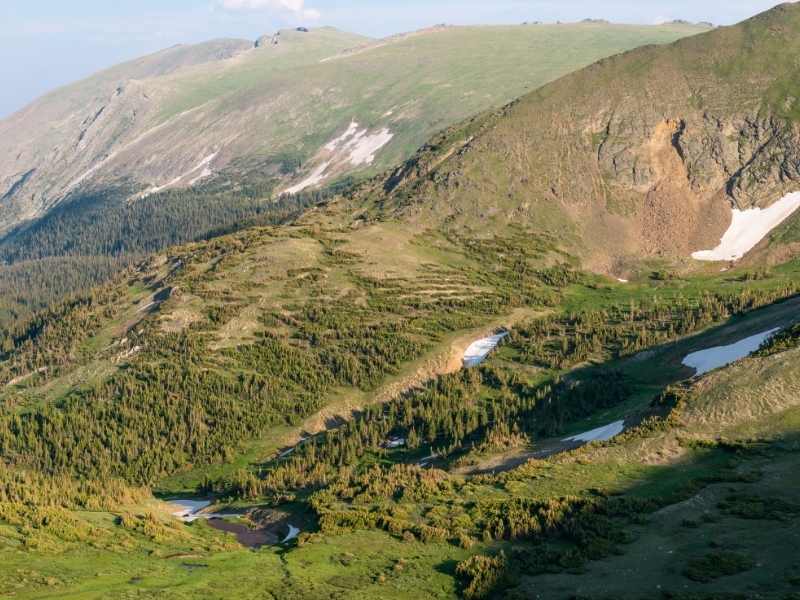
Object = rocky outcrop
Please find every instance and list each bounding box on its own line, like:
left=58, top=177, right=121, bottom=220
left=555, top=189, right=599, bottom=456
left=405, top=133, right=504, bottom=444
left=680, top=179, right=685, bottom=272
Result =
left=597, top=112, right=800, bottom=209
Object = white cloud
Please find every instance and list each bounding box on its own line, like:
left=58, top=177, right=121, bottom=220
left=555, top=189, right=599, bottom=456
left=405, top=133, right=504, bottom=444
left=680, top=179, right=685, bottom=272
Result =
left=220, top=0, right=321, bottom=20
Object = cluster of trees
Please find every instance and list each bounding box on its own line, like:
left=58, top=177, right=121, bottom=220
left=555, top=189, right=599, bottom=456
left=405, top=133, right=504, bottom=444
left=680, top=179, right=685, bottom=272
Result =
left=512, top=287, right=800, bottom=369
left=196, top=283, right=800, bottom=523
left=0, top=466, right=147, bottom=511
left=0, top=282, right=125, bottom=385
left=456, top=495, right=657, bottom=598
left=0, top=228, right=520, bottom=485
left=205, top=355, right=629, bottom=501
left=756, top=321, right=800, bottom=357
left=0, top=178, right=348, bottom=329
left=456, top=553, right=507, bottom=600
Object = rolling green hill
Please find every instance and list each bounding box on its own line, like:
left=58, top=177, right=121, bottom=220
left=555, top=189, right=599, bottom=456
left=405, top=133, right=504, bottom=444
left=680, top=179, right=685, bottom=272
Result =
left=0, top=21, right=711, bottom=327
left=0, top=21, right=709, bottom=326
left=0, top=22, right=707, bottom=235
left=370, top=2, right=800, bottom=275
left=2, top=5, right=800, bottom=600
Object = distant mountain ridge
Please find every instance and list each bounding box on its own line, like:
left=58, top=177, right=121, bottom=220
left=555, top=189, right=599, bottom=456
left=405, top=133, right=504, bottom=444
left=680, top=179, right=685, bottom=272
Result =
left=0, top=22, right=708, bottom=237
left=368, top=2, right=800, bottom=274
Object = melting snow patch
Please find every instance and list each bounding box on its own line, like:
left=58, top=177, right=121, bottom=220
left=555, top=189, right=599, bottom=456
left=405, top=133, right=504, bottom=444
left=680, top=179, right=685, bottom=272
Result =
left=345, top=128, right=393, bottom=165
left=169, top=499, right=211, bottom=521
left=284, top=122, right=394, bottom=194
left=282, top=525, right=300, bottom=543
left=140, top=152, right=218, bottom=198
left=681, top=328, right=781, bottom=376
left=692, top=192, right=800, bottom=261
left=463, top=333, right=508, bottom=368
left=187, top=152, right=218, bottom=186
left=562, top=420, right=625, bottom=443
left=324, top=121, right=393, bottom=165
left=324, top=121, right=360, bottom=152
left=284, top=161, right=331, bottom=195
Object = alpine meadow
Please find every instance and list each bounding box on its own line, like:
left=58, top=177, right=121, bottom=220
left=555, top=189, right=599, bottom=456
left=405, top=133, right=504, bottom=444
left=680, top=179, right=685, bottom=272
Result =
left=1, top=2, right=800, bottom=599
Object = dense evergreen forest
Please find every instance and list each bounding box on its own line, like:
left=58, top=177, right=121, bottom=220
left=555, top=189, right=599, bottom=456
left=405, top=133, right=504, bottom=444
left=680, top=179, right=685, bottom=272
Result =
left=196, top=283, right=800, bottom=502
left=0, top=176, right=352, bottom=325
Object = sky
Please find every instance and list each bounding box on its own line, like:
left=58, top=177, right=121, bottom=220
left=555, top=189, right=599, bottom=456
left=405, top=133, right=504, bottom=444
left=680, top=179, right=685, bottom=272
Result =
left=0, top=0, right=789, bottom=118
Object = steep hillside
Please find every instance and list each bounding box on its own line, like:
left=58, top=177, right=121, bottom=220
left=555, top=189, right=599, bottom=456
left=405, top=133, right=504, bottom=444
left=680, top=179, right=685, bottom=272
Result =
left=0, top=22, right=707, bottom=236
left=374, top=3, right=800, bottom=274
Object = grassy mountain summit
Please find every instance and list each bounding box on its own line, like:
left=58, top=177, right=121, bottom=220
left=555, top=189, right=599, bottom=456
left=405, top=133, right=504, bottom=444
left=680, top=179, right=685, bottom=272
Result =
left=0, top=22, right=708, bottom=236
left=373, top=2, right=800, bottom=274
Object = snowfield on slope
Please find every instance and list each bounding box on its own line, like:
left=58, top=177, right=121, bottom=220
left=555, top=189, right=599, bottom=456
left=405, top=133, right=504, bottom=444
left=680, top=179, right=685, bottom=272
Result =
left=692, top=192, right=800, bottom=261
left=284, top=122, right=393, bottom=194
left=139, top=152, right=218, bottom=199
left=562, top=420, right=625, bottom=443
left=463, top=333, right=508, bottom=367
left=681, top=327, right=781, bottom=376
left=284, top=161, right=331, bottom=195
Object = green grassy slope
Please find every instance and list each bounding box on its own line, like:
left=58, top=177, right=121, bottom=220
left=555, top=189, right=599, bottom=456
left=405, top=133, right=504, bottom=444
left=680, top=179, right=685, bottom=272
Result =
left=0, top=22, right=708, bottom=235
left=2, top=243, right=800, bottom=599
left=374, top=3, right=800, bottom=273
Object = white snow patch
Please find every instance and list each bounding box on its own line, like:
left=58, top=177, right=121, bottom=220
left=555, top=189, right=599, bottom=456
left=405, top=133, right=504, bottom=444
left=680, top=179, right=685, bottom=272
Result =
left=562, top=420, right=625, bottom=443
left=168, top=499, right=242, bottom=523
left=187, top=153, right=218, bottom=186
left=169, top=499, right=211, bottom=521
left=189, top=167, right=213, bottom=186
left=144, top=175, right=183, bottom=196
left=324, top=121, right=360, bottom=152
left=344, top=128, right=394, bottom=165
left=681, top=328, right=781, bottom=376
left=324, top=121, right=393, bottom=165
left=140, top=152, right=218, bottom=198
left=282, top=525, right=300, bottom=543
left=283, top=122, right=393, bottom=195
left=384, top=438, right=406, bottom=449
left=284, top=161, right=331, bottom=195
left=692, top=192, right=800, bottom=261
left=617, top=278, right=629, bottom=284
left=463, top=333, right=508, bottom=368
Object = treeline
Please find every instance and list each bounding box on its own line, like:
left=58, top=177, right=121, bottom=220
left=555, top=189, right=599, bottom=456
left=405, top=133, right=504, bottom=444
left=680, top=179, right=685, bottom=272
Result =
left=202, top=357, right=630, bottom=500
left=511, top=287, right=800, bottom=369
left=0, top=236, right=513, bottom=484
left=0, top=323, right=421, bottom=483
left=0, top=180, right=340, bottom=263
left=0, top=282, right=126, bottom=386
left=203, top=286, right=800, bottom=501
left=756, top=321, right=800, bottom=357
left=0, top=178, right=351, bottom=327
